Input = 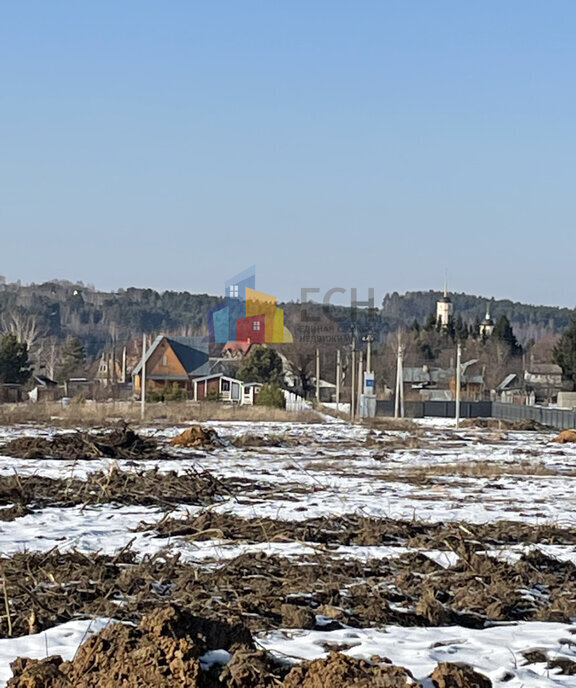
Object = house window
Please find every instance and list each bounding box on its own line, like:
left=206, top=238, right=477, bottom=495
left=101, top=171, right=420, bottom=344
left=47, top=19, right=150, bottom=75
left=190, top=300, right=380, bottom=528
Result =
left=229, top=285, right=239, bottom=297
left=161, top=354, right=167, bottom=366
left=221, top=380, right=230, bottom=392
left=253, top=321, right=261, bottom=331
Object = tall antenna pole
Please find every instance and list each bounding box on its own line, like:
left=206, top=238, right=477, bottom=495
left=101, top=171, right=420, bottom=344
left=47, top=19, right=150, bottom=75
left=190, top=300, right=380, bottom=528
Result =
left=140, top=333, right=147, bottom=421
left=315, top=348, right=320, bottom=404
left=455, top=341, right=462, bottom=428
left=335, top=349, right=341, bottom=411
left=350, top=329, right=356, bottom=420
left=394, top=344, right=404, bottom=418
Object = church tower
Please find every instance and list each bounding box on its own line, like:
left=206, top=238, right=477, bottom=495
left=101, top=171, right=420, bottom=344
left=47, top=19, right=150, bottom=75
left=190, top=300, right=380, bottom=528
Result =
left=480, top=303, right=495, bottom=337
left=436, top=284, right=453, bottom=328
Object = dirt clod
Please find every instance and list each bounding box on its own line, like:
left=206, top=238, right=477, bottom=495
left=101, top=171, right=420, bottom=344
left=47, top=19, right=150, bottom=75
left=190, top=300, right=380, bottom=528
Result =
left=552, top=429, right=576, bottom=443
left=280, top=603, right=316, bottom=629
left=8, top=606, right=254, bottom=688
left=283, top=651, right=414, bottom=688
left=429, top=662, right=492, bottom=688
left=169, top=425, right=225, bottom=448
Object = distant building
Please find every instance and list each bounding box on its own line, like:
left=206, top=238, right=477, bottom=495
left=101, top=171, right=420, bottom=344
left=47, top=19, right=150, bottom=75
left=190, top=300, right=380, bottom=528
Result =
left=480, top=304, right=495, bottom=337
left=436, top=286, right=453, bottom=328
left=524, top=363, right=563, bottom=404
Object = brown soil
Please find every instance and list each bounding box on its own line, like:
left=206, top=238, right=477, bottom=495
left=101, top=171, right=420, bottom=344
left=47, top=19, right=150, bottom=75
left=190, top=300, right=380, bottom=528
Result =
left=282, top=651, right=414, bottom=687
left=7, top=605, right=261, bottom=688
left=2, top=527, right=576, bottom=642
left=12, top=606, right=489, bottom=688
left=169, top=425, right=227, bottom=448
left=552, top=429, right=576, bottom=443
left=429, top=662, right=492, bottom=687
left=230, top=432, right=300, bottom=448
left=0, top=423, right=169, bottom=460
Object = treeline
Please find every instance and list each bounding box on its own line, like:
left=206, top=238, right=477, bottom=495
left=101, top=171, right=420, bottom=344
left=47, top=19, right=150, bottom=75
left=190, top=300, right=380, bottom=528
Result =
left=0, top=280, right=573, bottom=361
left=0, top=281, right=220, bottom=357
left=382, top=291, right=574, bottom=342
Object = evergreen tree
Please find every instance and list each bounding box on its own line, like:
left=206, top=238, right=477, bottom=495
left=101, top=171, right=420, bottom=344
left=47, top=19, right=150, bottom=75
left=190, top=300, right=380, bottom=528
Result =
left=237, top=346, right=283, bottom=384
left=56, top=337, right=86, bottom=381
left=0, top=334, right=32, bottom=384
left=424, top=313, right=436, bottom=332
left=554, top=312, right=576, bottom=384
left=454, top=315, right=468, bottom=341
left=256, top=383, right=286, bottom=408
left=471, top=316, right=481, bottom=340
left=493, top=315, right=522, bottom=356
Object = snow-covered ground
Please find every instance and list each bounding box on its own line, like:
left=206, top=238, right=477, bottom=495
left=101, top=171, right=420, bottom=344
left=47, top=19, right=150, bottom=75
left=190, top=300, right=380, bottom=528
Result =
left=0, top=418, right=575, bottom=686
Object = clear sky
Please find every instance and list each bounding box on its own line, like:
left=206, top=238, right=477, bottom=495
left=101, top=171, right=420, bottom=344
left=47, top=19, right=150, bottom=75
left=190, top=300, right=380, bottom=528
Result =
left=1, top=1, right=575, bottom=308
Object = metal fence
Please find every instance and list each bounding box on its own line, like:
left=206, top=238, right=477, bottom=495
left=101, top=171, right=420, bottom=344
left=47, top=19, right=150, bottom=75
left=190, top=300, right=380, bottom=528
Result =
left=376, top=400, right=492, bottom=419
left=492, top=402, right=576, bottom=430
left=376, top=399, right=576, bottom=429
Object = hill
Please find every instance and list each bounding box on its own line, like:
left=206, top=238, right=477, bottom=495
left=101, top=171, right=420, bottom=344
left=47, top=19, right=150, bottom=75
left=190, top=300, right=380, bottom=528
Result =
left=0, top=280, right=572, bottom=360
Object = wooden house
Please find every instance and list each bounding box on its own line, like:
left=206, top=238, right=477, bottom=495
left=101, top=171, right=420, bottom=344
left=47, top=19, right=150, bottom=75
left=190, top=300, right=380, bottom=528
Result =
left=132, top=336, right=210, bottom=396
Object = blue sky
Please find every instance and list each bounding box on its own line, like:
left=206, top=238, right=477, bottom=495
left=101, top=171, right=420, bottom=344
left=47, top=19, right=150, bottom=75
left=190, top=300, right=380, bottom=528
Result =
left=1, top=1, right=575, bottom=307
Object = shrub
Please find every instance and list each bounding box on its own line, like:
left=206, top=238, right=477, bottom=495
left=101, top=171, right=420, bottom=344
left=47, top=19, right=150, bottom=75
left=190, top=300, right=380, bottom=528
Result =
left=147, top=383, right=187, bottom=403
left=256, top=383, right=286, bottom=409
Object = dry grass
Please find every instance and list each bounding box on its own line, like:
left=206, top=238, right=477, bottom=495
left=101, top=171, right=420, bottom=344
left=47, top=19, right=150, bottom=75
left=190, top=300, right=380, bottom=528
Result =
left=382, top=459, right=568, bottom=481
left=0, top=401, right=323, bottom=428
left=361, top=417, right=419, bottom=431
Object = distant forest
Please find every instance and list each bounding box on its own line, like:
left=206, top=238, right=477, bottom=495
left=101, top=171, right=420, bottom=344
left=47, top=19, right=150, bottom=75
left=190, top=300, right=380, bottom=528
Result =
left=381, top=291, right=574, bottom=344
left=0, top=280, right=572, bottom=358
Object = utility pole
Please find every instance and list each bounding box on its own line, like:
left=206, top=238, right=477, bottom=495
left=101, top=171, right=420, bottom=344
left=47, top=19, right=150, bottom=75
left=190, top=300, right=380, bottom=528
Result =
left=455, top=341, right=462, bottom=428
left=315, top=348, right=320, bottom=405
left=394, top=344, right=404, bottom=418
left=350, top=328, right=357, bottom=420
left=335, top=349, right=341, bottom=411
left=140, top=334, right=147, bottom=421
left=357, top=350, right=363, bottom=419
left=122, top=346, right=127, bottom=384
left=363, top=332, right=374, bottom=373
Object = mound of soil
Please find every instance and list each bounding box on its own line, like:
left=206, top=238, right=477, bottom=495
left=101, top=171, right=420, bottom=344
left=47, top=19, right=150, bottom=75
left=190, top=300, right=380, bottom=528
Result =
left=552, top=429, right=576, bottom=443
left=430, top=662, right=491, bottom=687
left=169, top=425, right=225, bottom=448
left=7, top=605, right=258, bottom=688
left=7, top=606, right=489, bottom=688
left=283, top=651, right=414, bottom=687
left=1, top=423, right=168, bottom=460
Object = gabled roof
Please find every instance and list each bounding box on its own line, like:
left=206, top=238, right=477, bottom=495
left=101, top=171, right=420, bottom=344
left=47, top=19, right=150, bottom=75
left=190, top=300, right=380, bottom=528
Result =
left=192, top=373, right=242, bottom=384
left=34, top=374, right=58, bottom=387
left=526, top=363, right=562, bottom=375
left=132, top=336, right=210, bottom=377
left=222, top=340, right=252, bottom=355
left=497, top=373, right=518, bottom=391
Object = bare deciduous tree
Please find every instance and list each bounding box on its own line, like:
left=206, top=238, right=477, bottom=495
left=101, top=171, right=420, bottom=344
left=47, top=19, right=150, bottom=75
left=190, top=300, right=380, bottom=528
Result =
left=1, top=311, right=40, bottom=352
